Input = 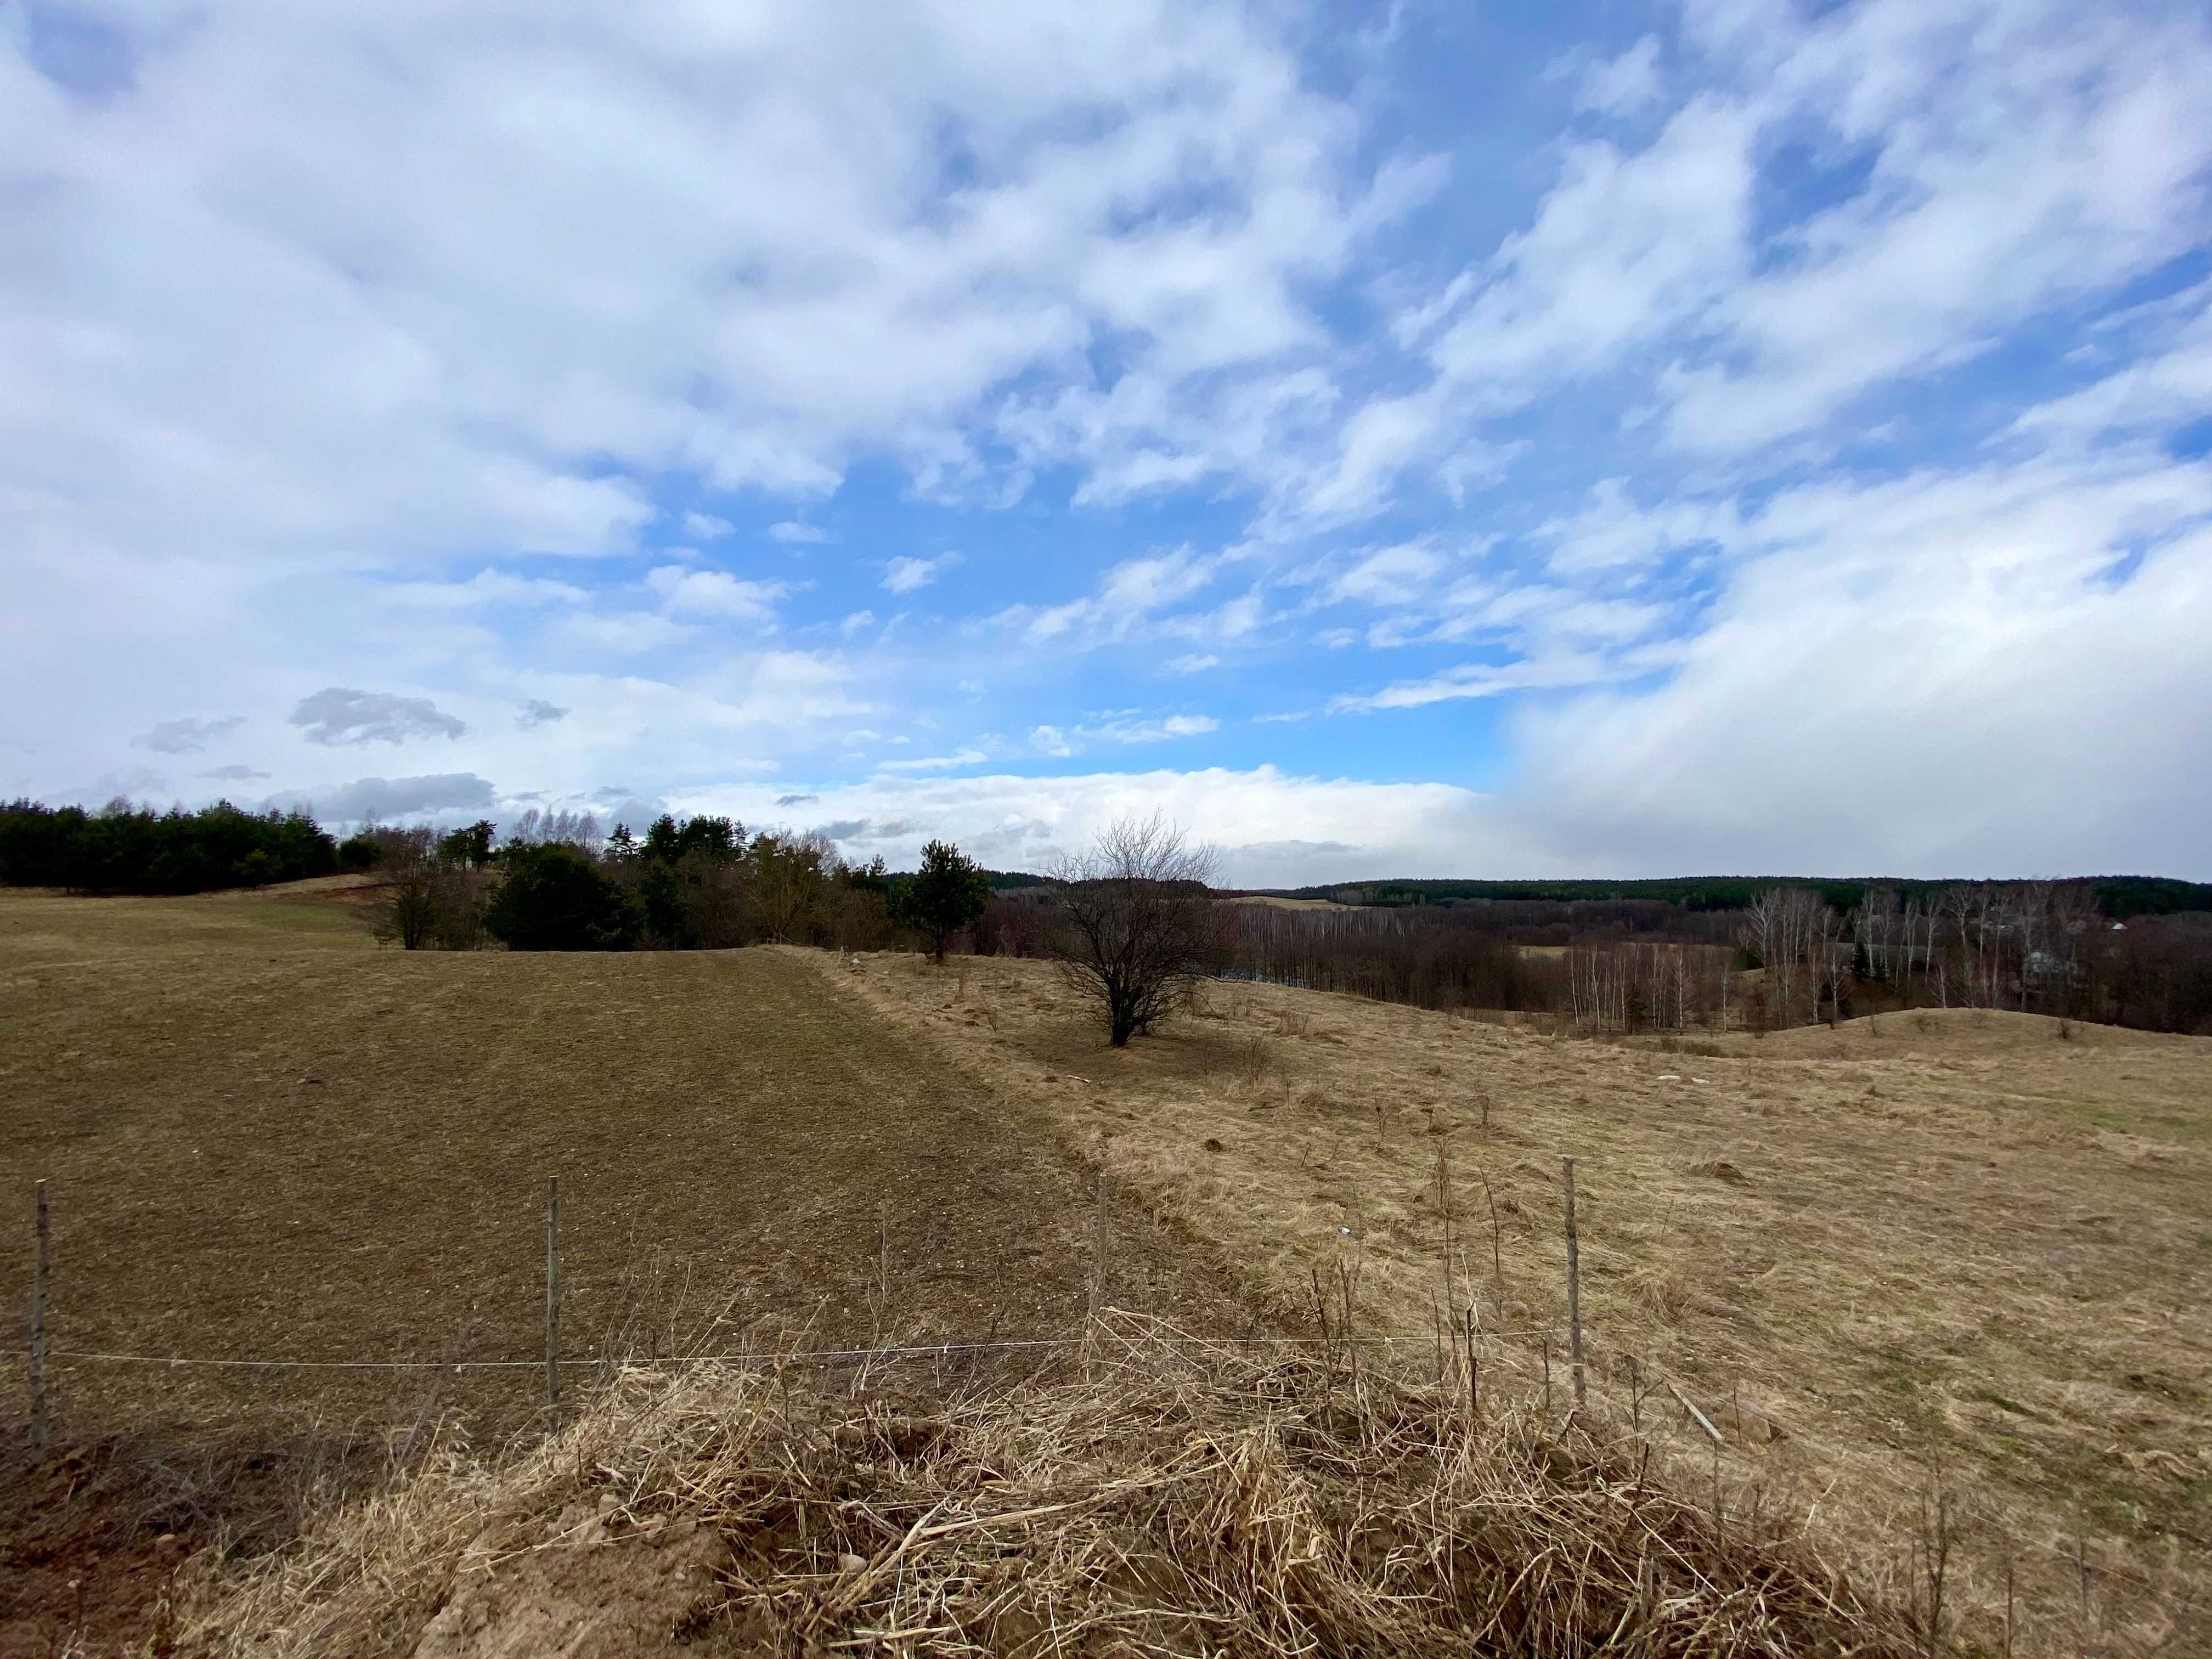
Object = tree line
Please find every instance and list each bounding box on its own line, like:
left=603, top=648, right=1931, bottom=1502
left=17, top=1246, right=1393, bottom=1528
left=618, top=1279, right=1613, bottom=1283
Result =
left=1256, top=873, right=2212, bottom=919
left=371, top=808, right=1221, bottom=1049
left=357, top=814, right=996, bottom=959
left=1225, top=881, right=2212, bottom=1036
left=0, top=798, right=338, bottom=893
left=9, top=792, right=2205, bottom=1038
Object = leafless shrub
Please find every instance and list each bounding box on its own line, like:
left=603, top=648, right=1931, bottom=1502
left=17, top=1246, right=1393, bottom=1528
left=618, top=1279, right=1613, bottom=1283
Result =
left=1045, top=814, right=1227, bottom=1047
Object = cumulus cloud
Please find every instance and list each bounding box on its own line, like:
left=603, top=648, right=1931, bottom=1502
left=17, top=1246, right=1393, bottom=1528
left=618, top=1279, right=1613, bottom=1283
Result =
left=682, top=512, right=735, bottom=540
left=515, top=698, right=569, bottom=729
left=131, top=714, right=245, bottom=754
left=769, top=522, right=831, bottom=544
left=289, top=689, right=466, bottom=746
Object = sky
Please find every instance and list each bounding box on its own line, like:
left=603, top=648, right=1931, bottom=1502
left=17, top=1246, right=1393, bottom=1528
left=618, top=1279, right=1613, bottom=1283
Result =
left=4, top=0, right=2210, bottom=885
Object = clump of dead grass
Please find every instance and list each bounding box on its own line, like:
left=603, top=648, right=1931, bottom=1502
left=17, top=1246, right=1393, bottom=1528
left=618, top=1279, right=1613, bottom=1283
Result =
left=189, top=1318, right=1917, bottom=1658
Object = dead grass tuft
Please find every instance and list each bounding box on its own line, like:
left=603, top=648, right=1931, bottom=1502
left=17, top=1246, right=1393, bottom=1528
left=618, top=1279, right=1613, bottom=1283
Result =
left=188, top=1321, right=1919, bottom=1658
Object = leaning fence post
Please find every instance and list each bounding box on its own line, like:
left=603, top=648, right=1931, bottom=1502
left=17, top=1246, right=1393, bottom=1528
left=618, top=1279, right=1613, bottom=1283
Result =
left=30, top=1180, right=49, bottom=1456
left=545, top=1177, right=562, bottom=1430
left=1562, top=1157, right=1587, bottom=1410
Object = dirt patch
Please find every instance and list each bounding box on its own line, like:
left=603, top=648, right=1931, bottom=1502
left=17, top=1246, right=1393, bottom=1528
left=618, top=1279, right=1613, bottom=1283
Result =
left=409, top=1507, right=723, bottom=1659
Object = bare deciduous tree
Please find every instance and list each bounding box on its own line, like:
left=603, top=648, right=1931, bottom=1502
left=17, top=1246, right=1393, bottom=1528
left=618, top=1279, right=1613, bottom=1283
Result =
left=1047, top=815, right=1226, bottom=1047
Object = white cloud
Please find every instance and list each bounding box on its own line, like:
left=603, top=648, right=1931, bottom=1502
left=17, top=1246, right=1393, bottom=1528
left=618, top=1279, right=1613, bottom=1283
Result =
left=1577, top=36, right=1663, bottom=117
left=644, top=566, right=790, bottom=622
left=0, top=0, right=1434, bottom=621
left=1507, top=445, right=2212, bottom=873
left=265, top=772, right=496, bottom=826
left=1022, top=710, right=1219, bottom=754
left=688, top=765, right=1543, bottom=885
left=556, top=611, right=696, bottom=654
left=883, top=551, right=962, bottom=594
left=1324, top=540, right=1448, bottom=607
left=769, top=522, right=831, bottom=544
left=999, top=546, right=1222, bottom=646
left=1420, top=97, right=1757, bottom=412
left=682, top=512, right=735, bottom=540
left=384, top=569, right=589, bottom=608
left=1331, top=656, right=1620, bottom=713
left=877, top=748, right=991, bottom=774
left=1165, top=653, right=1219, bottom=674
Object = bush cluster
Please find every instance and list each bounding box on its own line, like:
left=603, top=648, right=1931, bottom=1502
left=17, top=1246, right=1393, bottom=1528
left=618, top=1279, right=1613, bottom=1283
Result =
left=0, top=798, right=337, bottom=894
left=370, top=814, right=932, bottom=954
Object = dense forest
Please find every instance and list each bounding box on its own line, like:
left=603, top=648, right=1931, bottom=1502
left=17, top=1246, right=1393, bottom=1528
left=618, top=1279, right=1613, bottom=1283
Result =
left=0, top=799, right=337, bottom=893
left=1244, top=874, right=2212, bottom=919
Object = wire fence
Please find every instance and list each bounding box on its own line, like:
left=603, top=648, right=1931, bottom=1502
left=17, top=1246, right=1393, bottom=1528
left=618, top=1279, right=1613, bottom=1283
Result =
left=15, top=1167, right=1573, bottom=1448
left=4, top=1328, right=1564, bottom=1374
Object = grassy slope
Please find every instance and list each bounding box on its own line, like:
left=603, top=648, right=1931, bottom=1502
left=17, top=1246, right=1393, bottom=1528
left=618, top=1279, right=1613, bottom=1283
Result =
left=0, top=886, right=1250, bottom=1653
left=836, top=951, right=2212, bottom=1654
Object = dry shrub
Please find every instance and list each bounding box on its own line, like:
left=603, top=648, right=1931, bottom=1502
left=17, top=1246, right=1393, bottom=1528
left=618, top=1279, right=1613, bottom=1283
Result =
left=189, top=1320, right=1916, bottom=1658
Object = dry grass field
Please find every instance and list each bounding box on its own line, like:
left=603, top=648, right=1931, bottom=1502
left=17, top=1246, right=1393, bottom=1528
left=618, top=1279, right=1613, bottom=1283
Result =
left=836, top=951, right=2212, bottom=1654
left=0, top=885, right=1251, bottom=1654
left=5, top=881, right=2207, bottom=1654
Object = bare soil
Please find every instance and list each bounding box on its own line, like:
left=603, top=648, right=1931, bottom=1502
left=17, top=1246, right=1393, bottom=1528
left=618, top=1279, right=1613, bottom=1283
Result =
left=0, top=888, right=1254, bottom=1656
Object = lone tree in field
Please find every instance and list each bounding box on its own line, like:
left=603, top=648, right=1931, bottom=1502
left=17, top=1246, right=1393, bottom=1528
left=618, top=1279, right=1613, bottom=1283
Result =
left=1047, top=815, right=1224, bottom=1046
left=900, top=838, right=991, bottom=962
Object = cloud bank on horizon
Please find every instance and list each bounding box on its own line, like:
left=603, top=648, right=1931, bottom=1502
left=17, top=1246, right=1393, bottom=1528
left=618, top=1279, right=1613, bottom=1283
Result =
left=4, top=0, right=2209, bottom=884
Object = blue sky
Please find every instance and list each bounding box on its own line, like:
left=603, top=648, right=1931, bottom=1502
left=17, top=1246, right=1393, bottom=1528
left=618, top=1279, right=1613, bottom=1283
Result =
left=4, top=0, right=2209, bottom=883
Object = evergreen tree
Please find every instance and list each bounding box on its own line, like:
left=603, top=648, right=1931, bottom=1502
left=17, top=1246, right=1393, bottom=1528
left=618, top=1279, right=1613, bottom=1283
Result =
left=899, top=839, right=991, bottom=963
left=484, top=843, right=642, bottom=950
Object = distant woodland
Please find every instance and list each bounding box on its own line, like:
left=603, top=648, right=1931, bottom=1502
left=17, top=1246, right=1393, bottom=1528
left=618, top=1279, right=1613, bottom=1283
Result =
left=4, top=797, right=2208, bottom=1036
left=1207, top=883, right=2212, bottom=1037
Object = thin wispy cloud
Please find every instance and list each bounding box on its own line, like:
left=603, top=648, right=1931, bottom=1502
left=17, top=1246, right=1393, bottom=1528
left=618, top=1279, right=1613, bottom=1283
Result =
left=883, top=552, right=962, bottom=594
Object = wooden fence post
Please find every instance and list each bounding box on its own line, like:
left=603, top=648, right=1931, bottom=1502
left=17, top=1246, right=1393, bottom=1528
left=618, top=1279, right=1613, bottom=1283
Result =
left=1562, top=1157, right=1587, bottom=1410
left=30, top=1180, right=49, bottom=1457
left=1085, top=1170, right=1114, bottom=1379
left=545, top=1177, right=561, bottom=1430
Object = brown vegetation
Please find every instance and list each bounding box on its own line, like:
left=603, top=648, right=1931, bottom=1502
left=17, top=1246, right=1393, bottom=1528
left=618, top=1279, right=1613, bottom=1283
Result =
left=0, top=885, right=1246, bottom=1651
left=838, top=951, right=2212, bottom=1654
left=189, top=1319, right=1918, bottom=1658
